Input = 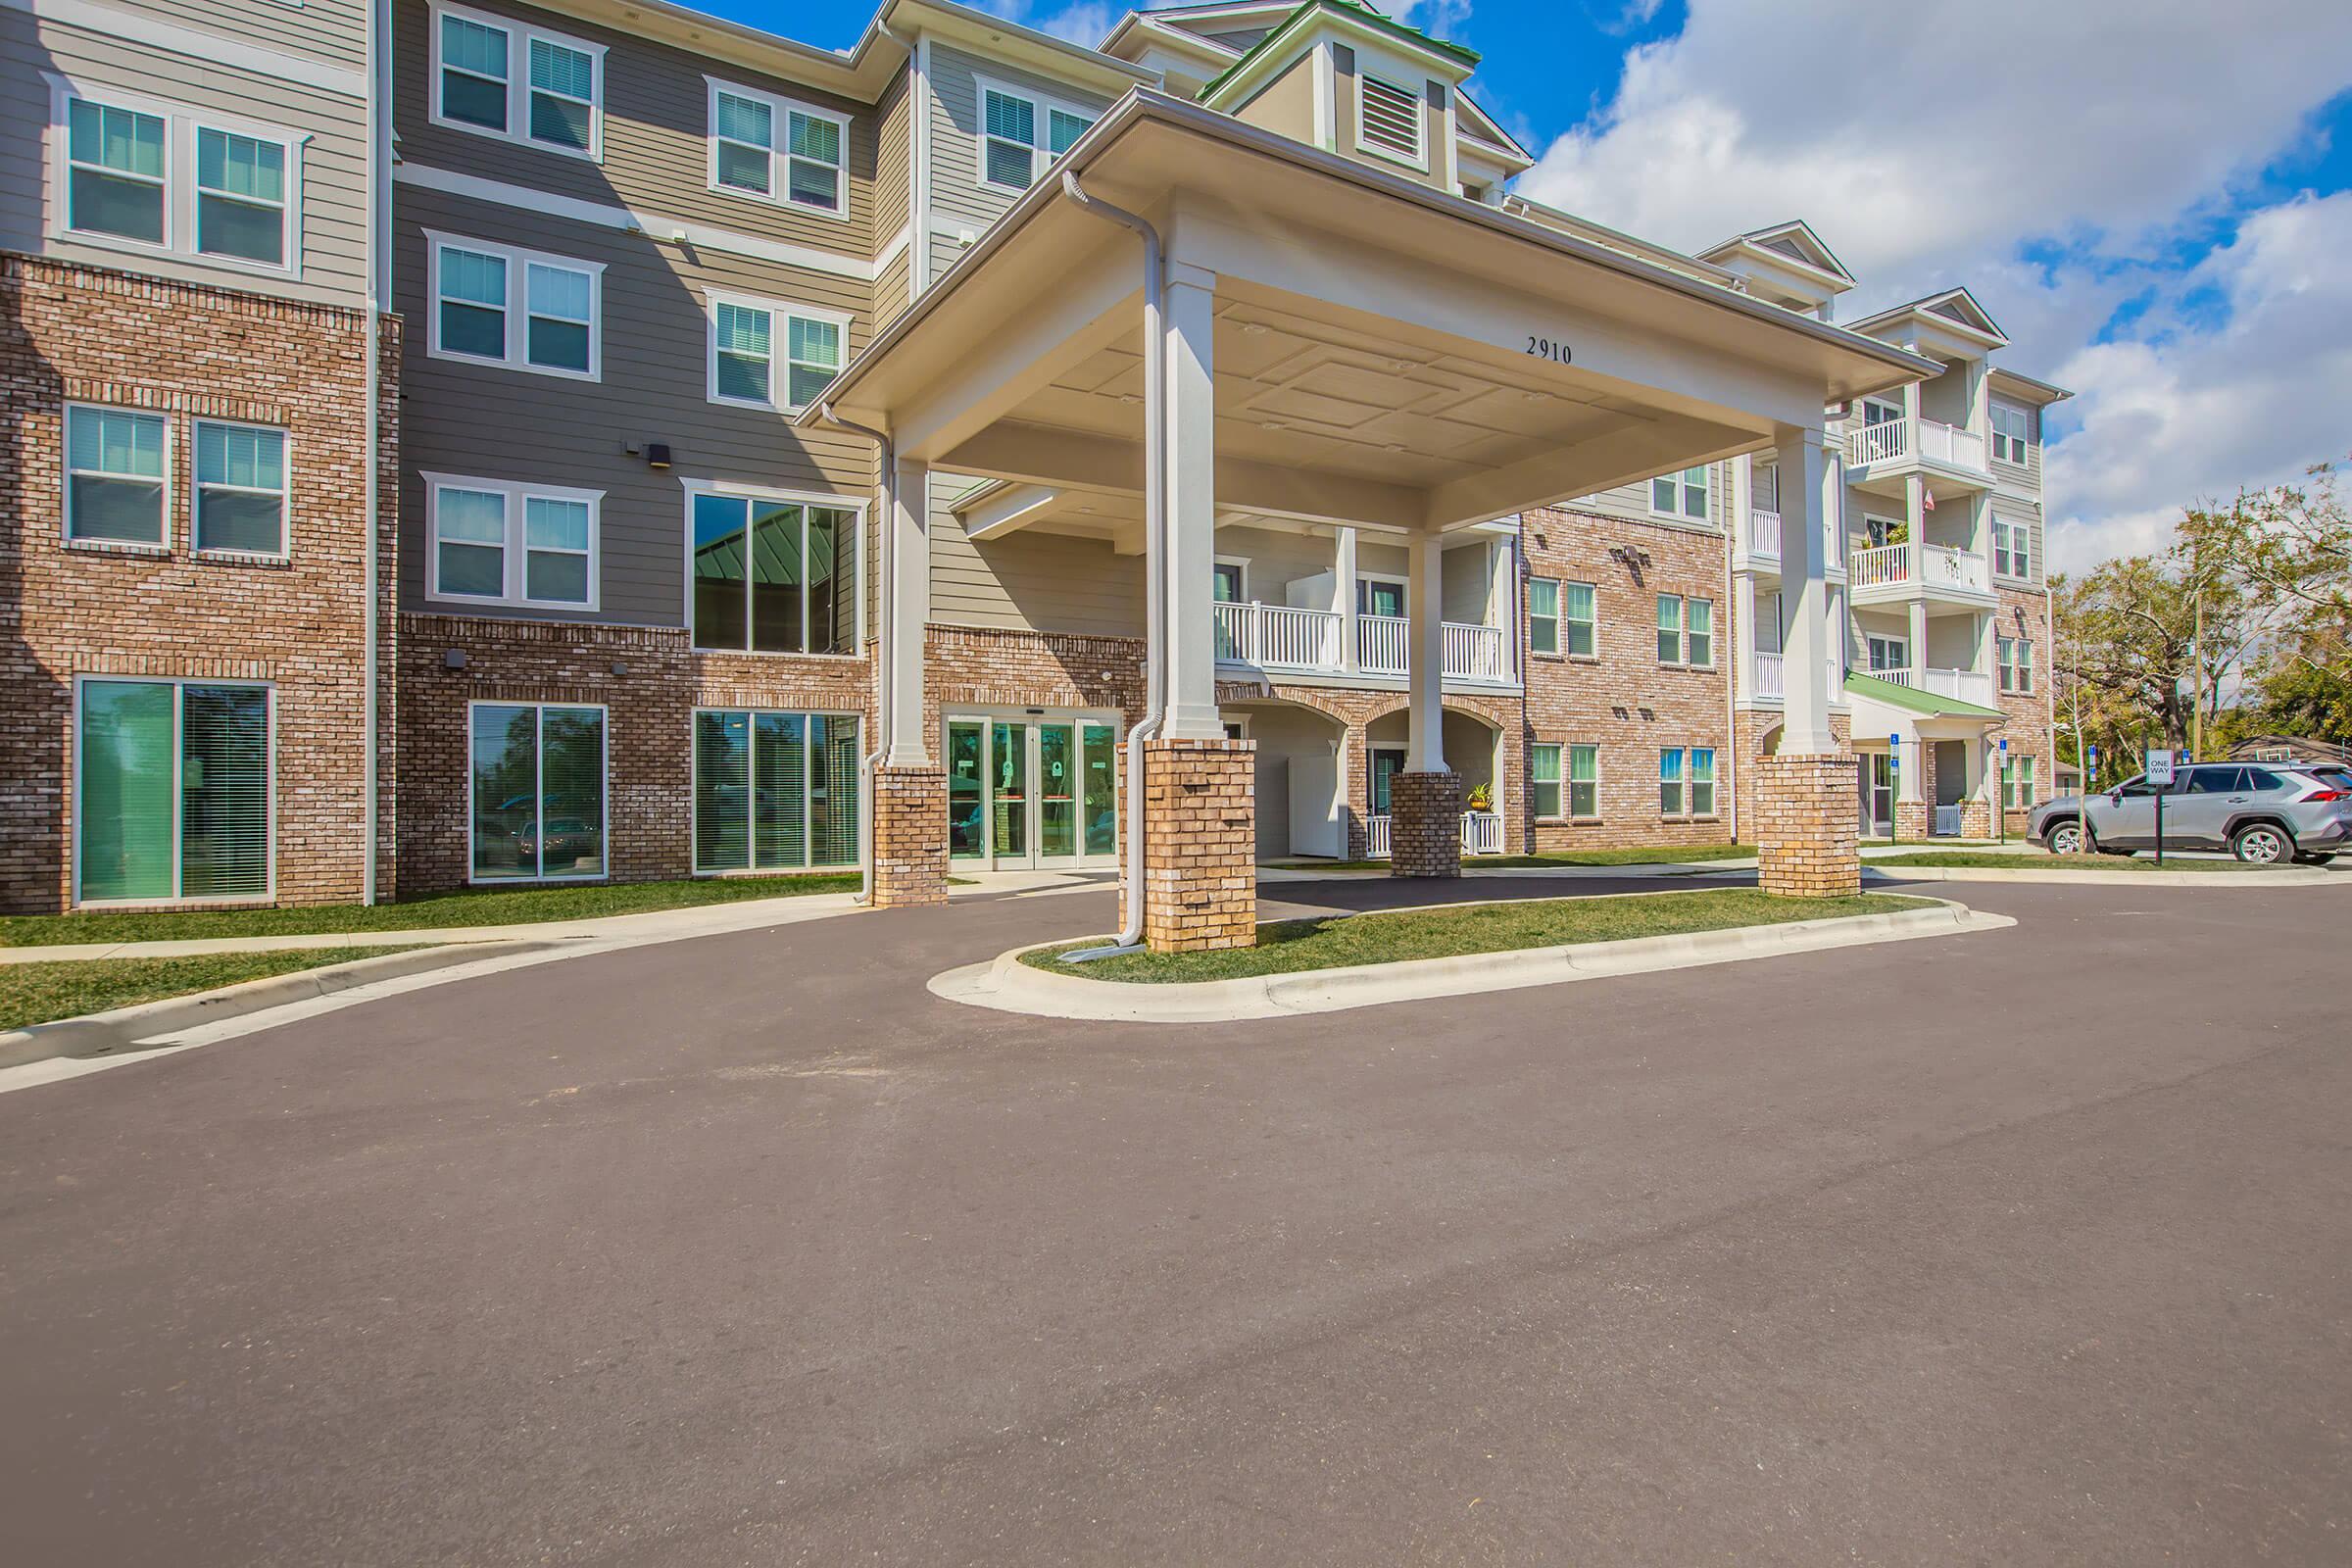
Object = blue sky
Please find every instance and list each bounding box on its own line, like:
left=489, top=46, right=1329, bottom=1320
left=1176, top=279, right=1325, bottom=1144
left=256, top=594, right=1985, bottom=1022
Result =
left=709, top=0, right=2352, bottom=571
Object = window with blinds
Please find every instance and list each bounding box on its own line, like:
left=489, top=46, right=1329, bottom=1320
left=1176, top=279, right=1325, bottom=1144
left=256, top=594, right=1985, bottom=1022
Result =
left=693, top=710, right=861, bottom=873
left=1358, top=74, right=1423, bottom=162
left=76, top=680, right=270, bottom=903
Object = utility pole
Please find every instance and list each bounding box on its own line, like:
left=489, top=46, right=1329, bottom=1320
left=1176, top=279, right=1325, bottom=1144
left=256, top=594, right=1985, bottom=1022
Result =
left=2190, top=535, right=2204, bottom=763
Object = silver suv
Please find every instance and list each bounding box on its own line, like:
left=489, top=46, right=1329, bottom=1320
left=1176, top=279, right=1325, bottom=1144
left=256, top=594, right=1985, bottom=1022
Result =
left=2029, top=763, right=2352, bottom=863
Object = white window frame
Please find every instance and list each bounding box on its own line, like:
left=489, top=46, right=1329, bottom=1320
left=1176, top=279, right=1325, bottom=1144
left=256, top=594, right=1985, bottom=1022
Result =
left=1998, top=634, right=2034, bottom=695
left=190, top=417, right=291, bottom=561
left=428, top=0, right=606, bottom=163
left=703, top=290, right=852, bottom=414
left=1567, top=743, right=1600, bottom=819
left=1649, top=465, right=1708, bottom=521
left=424, top=231, right=604, bottom=381
left=1656, top=592, right=1686, bottom=665
left=47, top=76, right=307, bottom=279
left=703, top=76, right=851, bottom=220
left=678, top=479, right=868, bottom=659
left=1356, top=572, right=1408, bottom=618
left=72, top=674, right=277, bottom=907
left=1990, top=402, right=2033, bottom=466
left=1993, top=514, right=2033, bottom=580
left=2003, top=753, right=2037, bottom=810
left=1527, top=575, right=1559, bottom=657
left=63, top=402, right=172, bottom=551
left=1530, top=741, right=1562, bottom=820
left=1354, top=69, right=1428, bottom=172
left=423, top=471, right=604, bottom=612
left=1866, top=634, right=1910, bottom=672
left=1688, top=747, right=1718, bottom=817
left=972, top=74, right=1096, bottom=192
left=690, top=707, right=866, bottom=875
left=466, top=700, right=611, bottom=885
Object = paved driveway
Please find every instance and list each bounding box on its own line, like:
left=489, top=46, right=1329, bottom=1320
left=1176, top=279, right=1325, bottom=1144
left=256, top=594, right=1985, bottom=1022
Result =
left=1, top=876, right=2346, bottom=1565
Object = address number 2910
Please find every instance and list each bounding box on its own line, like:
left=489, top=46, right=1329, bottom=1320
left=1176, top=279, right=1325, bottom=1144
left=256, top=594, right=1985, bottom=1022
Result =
left=1525, top=336, right=1572, bottom=365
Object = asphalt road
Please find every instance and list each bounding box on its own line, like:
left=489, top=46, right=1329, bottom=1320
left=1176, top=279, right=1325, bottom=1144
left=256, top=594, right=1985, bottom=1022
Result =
left=1, top=875, right=2347, bottom=1565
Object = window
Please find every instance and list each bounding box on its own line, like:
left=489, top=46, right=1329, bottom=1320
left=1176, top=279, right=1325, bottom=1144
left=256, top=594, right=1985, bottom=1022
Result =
left=1650, top=466, right=1707, bottom=520
left=1867, top=634, right=1909, bottom=673
left=1358, top=576, right=1406, bottom=618
left=433, top=3, right=604, bottom=159
left=977, top=80, right=1093, bottom=190
left=76, top=679, right=270, bottom=903
left=1690, top=749, right=1716, bottom=815
left=706, top=293, right=845, bottom=412
left=1530, top=744, right=1560, bottom=817
left=1655, top=749, right=1713, bottom=816
left=1991, top=403, right=2033, bottom=465
left=1357, top=74, right=1424, bottom=165
left=425, top=474, right=601, bottom=610
left=1993, top=514, right=2032, bottom=579
left=1559, top=581, right=1594, bottom=657
left=688, top=489, right=860, bottom=655
left=428, top=234, right=603, bottom=379
left=1659, top=749, right=1685, bottom=816
left=66, top=98, right=166, bottom=245
left=469, top=703, right=607, bottom=882
left=693, top=710, right=861, bottom=872
left=194, top=127, right=288, bottom=266
left=58, top=89, right=303, bottom=271
left=1569, top=745, right=1598, bottom=818
left=66, top=405, right=169, bottom=546
left=192, top=420, right=287, bottom=556
left=1998, top=634, right=2034, bottom=694
left=708, top=81, right=849, bottom=216
left=1656, top=594, right=1711, bottom=664
left=1527, top=578, right=1559, bottom=656
left=2003, top=754, right=2037, bottom=810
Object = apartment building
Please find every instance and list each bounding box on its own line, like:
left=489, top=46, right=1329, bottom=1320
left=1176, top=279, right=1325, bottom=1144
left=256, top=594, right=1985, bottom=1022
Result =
left=0, top=0, right=388, bottom=911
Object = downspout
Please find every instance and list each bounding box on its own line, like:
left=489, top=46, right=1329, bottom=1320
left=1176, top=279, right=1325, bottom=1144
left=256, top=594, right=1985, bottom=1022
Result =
left=1722, top=461, right=1738, bottom=844
left=819, top=402, right=894, bottom=906
left=1056, top=171, right=1165, bottom=958
left=362, top=0, right=392, bottom=904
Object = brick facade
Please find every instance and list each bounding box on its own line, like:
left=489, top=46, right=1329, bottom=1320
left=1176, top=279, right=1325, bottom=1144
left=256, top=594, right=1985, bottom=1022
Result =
left=0, top=255, right=386, bottom=910
left=870, top=765, right=947, bottom=906
left=1754, top=753, right=1862, bottom=897
left=1519, top=507, right=1738, bottom=852
left=1137, top=737, right=1254, bottom=953
left=1388, top=769, right=1463, bottom=877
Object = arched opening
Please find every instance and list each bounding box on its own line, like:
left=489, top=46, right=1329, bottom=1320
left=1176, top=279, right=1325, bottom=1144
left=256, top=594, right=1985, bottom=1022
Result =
left=1222, top=698, right=1348, bottom=861
left=1364, top=707, right=1506, bottom=856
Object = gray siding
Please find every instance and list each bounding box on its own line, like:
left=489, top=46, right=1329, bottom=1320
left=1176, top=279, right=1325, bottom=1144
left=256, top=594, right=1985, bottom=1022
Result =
left=929, top=478, right=1144, bottom=637
left=0, top=8, right=370, bottom=305
left=1441, top=540, right=1492, bottom=624
left=1990, top=493, right=2045, bottom=588
left=395, top=187, right=875, bottom=625
left=140, top=0, right=369, bottom=70
left=922, top=40, right=1111, bottom=239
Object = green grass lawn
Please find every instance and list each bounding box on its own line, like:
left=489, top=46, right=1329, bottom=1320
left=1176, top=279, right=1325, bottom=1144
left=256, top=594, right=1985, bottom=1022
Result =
left=0, top=873, right=866, bottom=949
left=1268, top=844, right=1754, bottom=873
left=1871, top=851, right=2287, bottom=872
left=0, top=947, right=426, bottom=1032
left=1026, top=888, right=1929, bottom=983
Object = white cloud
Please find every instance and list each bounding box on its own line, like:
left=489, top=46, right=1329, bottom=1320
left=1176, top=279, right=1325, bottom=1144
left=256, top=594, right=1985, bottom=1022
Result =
left=1519, top=0, right=2352, bottom=568
left=959, top=0, right=1118, bottom=49
left=1395, top=0, right=1474, bottom=37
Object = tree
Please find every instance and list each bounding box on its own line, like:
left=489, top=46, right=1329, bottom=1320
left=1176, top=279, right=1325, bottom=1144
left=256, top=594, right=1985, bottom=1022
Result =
left=2052, top=551, right=2253, bottom=775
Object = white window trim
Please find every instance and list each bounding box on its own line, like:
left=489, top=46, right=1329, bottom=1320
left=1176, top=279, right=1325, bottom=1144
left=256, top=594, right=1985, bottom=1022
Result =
left=1990, top=401, right=2034, bottom=466
left=703, top=289, right=852, bottom=414
left=1530, top=740, right=1562, bottom=820
left=1356, top=572, right=1408, bottom=617
left=46, top=76, right=308, bottom=280
left=466, top=700, right=611, bottom=885
left=71, top=674, right=277, bottom=907
left=690, top=707, right=868, bottom=875
left=1567, top=743, right=1600, bottom=820
left=1647, top=465, right=1708, bottom=521
left=1687, top=747, right=1719, bottom=818
left=423, top=471, right=604, bottom=612
left=1867, top=633, right=1911, bottom=672
left=1526, top=574, right=1559, bottom=655
left=702, top=76, right=851, bottom=220
left=1992, top=514, right=2034, bottom=581
left=63, top=402, right=173, bottom=552
left=1656, top=592, right=1686, bottom=665
left=1683, top=596, right=1716, bottom=668
left=677, top=478, right=868, bottom=659
left=424, top=230, right=605, bottom=382
left=1213, top=554, right=1250, bottom=601
left=428, top=0, right=607, bottom=163
left=971, top=74, right=1097, bottom=193
left=190, top=416, right=292, bottom=562
left=1353, top=68, right=1429, bottom=172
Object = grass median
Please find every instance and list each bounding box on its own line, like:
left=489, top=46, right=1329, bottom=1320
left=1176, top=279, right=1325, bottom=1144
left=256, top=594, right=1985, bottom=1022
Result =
left=1870, top=852, right=2292, bottom=872
left=1025, top=888, right=1931, bottom=984
left=0, top=947, right=427, bottom=1032
left=0, top=873, right=868, bottom=949
left=1269, top=845, right=1755, bottom=873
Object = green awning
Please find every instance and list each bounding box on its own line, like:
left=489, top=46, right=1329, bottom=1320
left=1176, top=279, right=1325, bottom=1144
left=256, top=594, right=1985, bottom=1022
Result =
left=1844, top=671, right=2004, bottom=720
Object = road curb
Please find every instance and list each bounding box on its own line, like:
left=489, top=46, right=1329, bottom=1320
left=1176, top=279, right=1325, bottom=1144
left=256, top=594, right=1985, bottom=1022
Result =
left=1865, top=864, right=2336, bottom=887
left=0, top=943, right=556, bottom=1070
left=930, top=897, right=2013, bottom=1024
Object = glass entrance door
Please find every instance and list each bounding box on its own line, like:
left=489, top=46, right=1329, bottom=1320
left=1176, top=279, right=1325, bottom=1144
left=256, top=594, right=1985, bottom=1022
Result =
left=947, top=716, right=1119, bottom=868
left=1866, top=753, right=1894, bottom=837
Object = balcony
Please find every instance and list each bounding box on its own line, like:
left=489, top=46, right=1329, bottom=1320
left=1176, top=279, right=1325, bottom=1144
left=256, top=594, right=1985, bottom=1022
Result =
left=1848, top=541, right=1993, bottom=605
left=1741, top=507, right=1843, bottom=573
left=1745, top=650, right=1848, bottom=706
left=1869, top=665, right=1998, bottom=708
left=1214, top=601, right=1512, bottom=683
left=1848, top=416, right=1989, bottom=474
left=1364, top=810, right=1505, bottom=858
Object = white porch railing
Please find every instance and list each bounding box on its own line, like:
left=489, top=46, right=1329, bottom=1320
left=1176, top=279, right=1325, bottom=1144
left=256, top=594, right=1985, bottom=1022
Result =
left=1444, top=621, right=1508, bottom=681
left=1362, top=810, right=1505, bottom=858
left=1356, top=614, right=1410, bottom=675
left=1748, top=507, right=1782, bottom=558
left=1935, top=804, right=1964, bottom=837
left=1213, top=602, right=1344, bottom=670
left=1752, top=650, right=1785, bottom=698
left=1850, top=419, right=1907, bottom=466
left=1848, top=542, right=1989, bottom=595
left=1917, top=417, right=1989, bottom=472
left=1353, top=615, right=1509, bottom=679
left=1366, top=814, right=1391, bottom=858
left=1869, top=666, right=1997, bottom=707
left=1849, top=416, right=1989, bottom=475
left=1919, top=542, right=1989, bottom=593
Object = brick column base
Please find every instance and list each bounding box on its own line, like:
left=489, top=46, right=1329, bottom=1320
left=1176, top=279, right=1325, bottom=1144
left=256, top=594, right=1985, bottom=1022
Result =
left=1134, top=738, right=1255, bottom=954
left=1959, top=797, right=1994, bottom=838
left=870, top=766, right=949, bottom=908
left=1390, top=770, right=1463, bottom=878
left=1894, top=801, right=1933, bottom=841
left=1756, top=753, right=1862, bottom=898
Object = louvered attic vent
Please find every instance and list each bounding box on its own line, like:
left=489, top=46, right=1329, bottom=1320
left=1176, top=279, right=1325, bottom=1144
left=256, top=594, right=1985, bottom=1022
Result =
left=1358, top=74, right=1422, bottom=160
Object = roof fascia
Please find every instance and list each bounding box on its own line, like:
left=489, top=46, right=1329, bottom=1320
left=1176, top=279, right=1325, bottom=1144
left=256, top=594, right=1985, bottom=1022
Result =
left=885, top=0, right=1157, bottom=92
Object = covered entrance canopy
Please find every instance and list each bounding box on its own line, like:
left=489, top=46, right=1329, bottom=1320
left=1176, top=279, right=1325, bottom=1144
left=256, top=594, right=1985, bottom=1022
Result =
left=808, top=86, right=1936, bottom=939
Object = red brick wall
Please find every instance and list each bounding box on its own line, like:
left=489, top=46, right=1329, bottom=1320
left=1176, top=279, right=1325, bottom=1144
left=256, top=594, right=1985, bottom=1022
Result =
left=1519, top=508, right=1737, bottom=851
left=0, top=255, right=383, bottom=910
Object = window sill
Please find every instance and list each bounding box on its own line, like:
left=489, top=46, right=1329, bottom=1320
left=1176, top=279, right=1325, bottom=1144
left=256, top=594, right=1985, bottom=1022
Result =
left=196, top=549, right=292, bottom=568
left=688, top=646, right=865, bottom=662
left=64, top=538, right=171, bottom=559
left=75, top=895, right=275, bottom=911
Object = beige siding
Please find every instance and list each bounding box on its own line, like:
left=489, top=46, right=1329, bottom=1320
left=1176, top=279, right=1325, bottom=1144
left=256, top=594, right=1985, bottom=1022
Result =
left=1991, top=493, right=2045, bottom=589
left=394, top=0, right=877, bottom=264
left=1218, top=524, right=1338, bottom=605
left=138, top=0, right=369, bottom=70
left=1441, top=540, right=1493, bottom=624
left=871, top=68, right=912, bottom=327
left=0, top=9, right=370, bottom=305
left=1990, top=396, right=2044, bottom=496
left=1568, top=466, right=1721, bottom=531
left=929, top=477, right=1143, bottom=637
left=1230, top=49, right=1318, bottom=145
left=923, top=40, right=1112, bottom=239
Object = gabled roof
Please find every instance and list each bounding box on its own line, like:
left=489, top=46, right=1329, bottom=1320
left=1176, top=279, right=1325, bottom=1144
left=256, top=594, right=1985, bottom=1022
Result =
left=1847, top=286, right=2009, bottom=348
left=1697, top=220, right=1854, bottom=286
left=1988, top=365, right=2074, bottom=405
left=1200, top=0, right=1480, bottom=103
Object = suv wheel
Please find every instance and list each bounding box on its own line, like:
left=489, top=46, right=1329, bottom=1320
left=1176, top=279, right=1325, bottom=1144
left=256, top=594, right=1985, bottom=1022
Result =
left=2231, top=822, right=2292, bottom=864
left=2044, top=819, right=2085, bottom=856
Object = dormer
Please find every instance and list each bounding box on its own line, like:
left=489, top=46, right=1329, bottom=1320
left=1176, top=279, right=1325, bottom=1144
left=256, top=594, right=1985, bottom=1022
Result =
left=1842, top=287, right=2009, bottom=364
left=1694, top=220, right=1855, bottom=321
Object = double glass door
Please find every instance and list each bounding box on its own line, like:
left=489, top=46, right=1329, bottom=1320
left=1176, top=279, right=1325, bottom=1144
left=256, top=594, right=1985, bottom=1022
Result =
left=947, top=715, right=1119, bottom=868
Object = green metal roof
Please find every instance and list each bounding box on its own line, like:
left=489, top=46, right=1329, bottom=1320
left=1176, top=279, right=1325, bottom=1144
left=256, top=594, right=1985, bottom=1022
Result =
left=1200, top=1, right=1481, bottom=104
left=1843, top=671, right=2005, bottom=721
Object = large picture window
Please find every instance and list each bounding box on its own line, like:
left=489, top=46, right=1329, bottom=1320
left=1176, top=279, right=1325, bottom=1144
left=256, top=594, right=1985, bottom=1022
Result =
left=469, top=703, right=607, bottom=882
left=76, top=679, right=270, bottom=903
left=688, top=490, right=858, bottom=654
left=692, top=710, right=861, bottom=873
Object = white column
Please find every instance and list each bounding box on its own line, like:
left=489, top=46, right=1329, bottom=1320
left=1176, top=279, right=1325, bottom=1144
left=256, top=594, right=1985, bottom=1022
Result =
left=1977, top=607, right=1997, bottom=675
left=1909, top=599, right=1929, bottom=678
left=1775, top=425, right=1838, bottom=755
left=1730, top=457, right=1753, bottom=559
left=1335, top=525, right=1358, bottom=672
left=1160, top=262, right=1224, bottom=741
left=1735, top=571, right=1757, bottom=700
left=1490, top=531, right=1518, bottom=683
left=884, top=456, right=931, bottom=767
left=1405, top=531, right=1446, bottom=772
left=1896, top=730, right=1925, bottom=805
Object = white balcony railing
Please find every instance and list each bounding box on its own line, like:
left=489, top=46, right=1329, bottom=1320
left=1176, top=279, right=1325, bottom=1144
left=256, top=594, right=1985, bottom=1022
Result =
left=1849, top=416, right=1989, bottom=475
left=1365, top=814, right=1391, bottom=858
left=1935, top=804, right=1965, bottom=837
left=1213, top=602, right=1343, bottom=670
left=1363, top=810, right=1505, bottom=859
left=1848, top=541, right=1990, bottom=595
left=1752, top=650, right=1785, bottom=699
left=1444, top=621, right=1508, bottom=681
left=1869, top=666, right=1997, bottom=707
left=1353, top=615, right=1509, bottom=680
left=1356, top=614, right=1410, bottom=675
left=1748, top=507, right=1782, bottom=558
